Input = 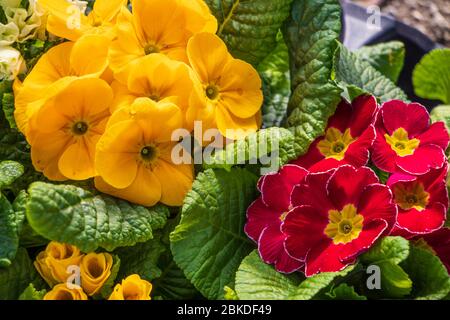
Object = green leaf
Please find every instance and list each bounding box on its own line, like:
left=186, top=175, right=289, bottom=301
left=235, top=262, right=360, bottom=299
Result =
left=153, top=217, right=200, bottom=300
left=170, top=168, right=257, bottom=299
left=1, top=93, right=17, bottom=129
left=360, top=236, right=410, bottom=265
left=0, top=193, right=25, bottom=267
left=235, top=250, right=355, bottom=300
left=413, top=49, right=450, bottom=104
left=205, top=0, right=294, bottom=66
left=356, top=41, right=405, bottom=83
left=224, top=286, right=239, bottom=300
left=289, top=265, right=355, bottom=300
left=401, top=245, right=450, bottom=300
left=325, top=284, right=367, bottom=300
left=203, top=127, right=297, bottom=173
left=335, top=44, right=408, bottom=103
left=283, top=0, right=343, bottom=155
left=0, top=248, right=41, bottom=299
left=26, top=182, right=170, bottom=252
left=375, top=261, right=412, bottom=298
left=0, top=160, right=24, bottom=189
left=19, top=283, right=47, bottom=300
left=99, top=255, right=121, bottom=299
left=115, top=234, right=165, bottom=282
left=258, top=34, right=290, bottom=128
left=430, top=105, right=450, bottom=132
left=235, top=250, right=303, bottom=300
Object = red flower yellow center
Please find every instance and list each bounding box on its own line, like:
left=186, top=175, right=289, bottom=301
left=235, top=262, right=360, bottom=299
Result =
left=393, top=181, right=429, bottom=211
left=317, top=128, right=355, bottom=161
left=324, top=204, right=364, bottom=244
left=384, top=128, right=420, bottom=157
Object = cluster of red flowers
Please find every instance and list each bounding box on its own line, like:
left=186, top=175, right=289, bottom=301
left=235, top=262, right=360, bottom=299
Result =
left=245, top=96, right=450, bottom=277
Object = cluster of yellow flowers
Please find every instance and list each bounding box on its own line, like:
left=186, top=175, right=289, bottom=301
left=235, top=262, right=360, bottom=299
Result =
left=13, top=0, right=263, bottom=206
left=35, top=241, right=152, bottom=300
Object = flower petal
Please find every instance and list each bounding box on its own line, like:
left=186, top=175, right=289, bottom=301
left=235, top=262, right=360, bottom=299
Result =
left=94, top=166, right=162, bottom=207
left=381, top=100, right=430, bottom=136
left=215, top=106, right=259, bottom=140
left=244, top=198, right=279, bottom=242
left=152, top=160, right=193, bottom=207
left=371, top=128, right=399, bottom=173
left=417, top=121, right=450, bottom=150
left=260, top=164, right=308, bottom=211
left=357, top=184, right=397, bottom=229
left=396, top=203, right=446, bottom=234
left=282, top=206, right=329, bottom=261
left=305, top=240, right=350, bottom=277
left=348, top=95, right=378, bottom=137
left=258, top=225, right=303, bottom=274
left=397, top=144, right=446, bottom=175
left=343, top=125, right=376, bottom=167
left=58, top=138, right=96, bottom=180
left=327, top=165, right=379, bottom=210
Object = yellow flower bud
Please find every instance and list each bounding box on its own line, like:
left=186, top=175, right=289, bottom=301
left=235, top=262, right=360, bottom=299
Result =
left=34, top=242, right=84, bottom=287
left=80, top=252, right=114, bottom=296
left=44, top=284, right=88, bottom=300
left=108, top=275, right=152, bottom=300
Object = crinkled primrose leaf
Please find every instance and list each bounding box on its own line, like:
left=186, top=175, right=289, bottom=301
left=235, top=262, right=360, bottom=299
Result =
left=170, top=168, right=257, bottom=299
left=205, top=0, right=293, bottom=66
left=25, top=182, right=170, bottom=252
left=283, top=0, right=343, bottom=156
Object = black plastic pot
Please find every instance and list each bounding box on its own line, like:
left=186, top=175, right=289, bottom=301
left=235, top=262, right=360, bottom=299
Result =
left=341, top=0, right=443, bottom=109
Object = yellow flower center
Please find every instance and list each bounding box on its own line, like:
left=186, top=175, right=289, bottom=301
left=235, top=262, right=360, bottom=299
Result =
left=279, top=211, right=288, bottom=222
left=384, top=128, right=420, bottom=157
left=72, top=121, right=89, bottom=136
left=393, top=181, right=429, bottom=211
left=144, top=43, right=160, bottom=55
left=317, top=128, right=356, bottom=160
left=324, top=204, right=364, bottom=244
left=149, top=94, right=160, bottom=102
left=54, top=290, right=75, bottom=300
left=205, top=84, right=220, bottom=100
left=140, top=145, right=158, bottom=164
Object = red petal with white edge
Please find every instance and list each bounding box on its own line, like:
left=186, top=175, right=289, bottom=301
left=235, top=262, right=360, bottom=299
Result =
left=422, top=228, right=450, bottom=273
left=260, top=164, right=308, bottom=211
left=244, top=198, right=280, bottom=242
left=417, top=121, right=450, bottom=149
left=387, top=172, right=417, bottom=186
left=381, top=100, right=430, bottom=136
left=258, top=225, right=303, bottom=274
left=396, top=203, right=446, bottom=235
left=343, top=125, right=376, bottom=168
left=304, top=240, right=352, bottom=277
left=357, top=184, right=397, bottom=229
left=397, top=144, right=446, bottom=175
left=327, top=165, right=379, bottom=210
left=391, top=225, right=416, bottom=239
left=371, top=128, right=399, bottom=173
left=349, top=95, right=378, bottom=137
left=339, top=219, right=389, bottom=261
left=307, top=157, right=342, bottom=173
left=327, top=100, right=352, bottom=132
left=290, top=170, right=335, bottom=212
left=282, top=205, right=329, bottom=261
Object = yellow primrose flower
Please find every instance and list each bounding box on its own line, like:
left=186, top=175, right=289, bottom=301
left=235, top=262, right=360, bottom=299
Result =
left=108, top=275, right=152, bottom=300
left=44, top=284, right=88, bottom=300
left=111, top=53, right=199, bottom=131
left=14, top=34, right=110, bottom=139
left=34, top=241, right=84, bottom=287
left=95, top=98, right=193, bottom=207
left=80, top=252, right=113, bottom=296
left=38, top=0, right=127, bottom=41
left=109, top=0, right=217, bottom=83
left=187, top=33, right=263, bottom=140
left=30, top=78, right=112, bottom=181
